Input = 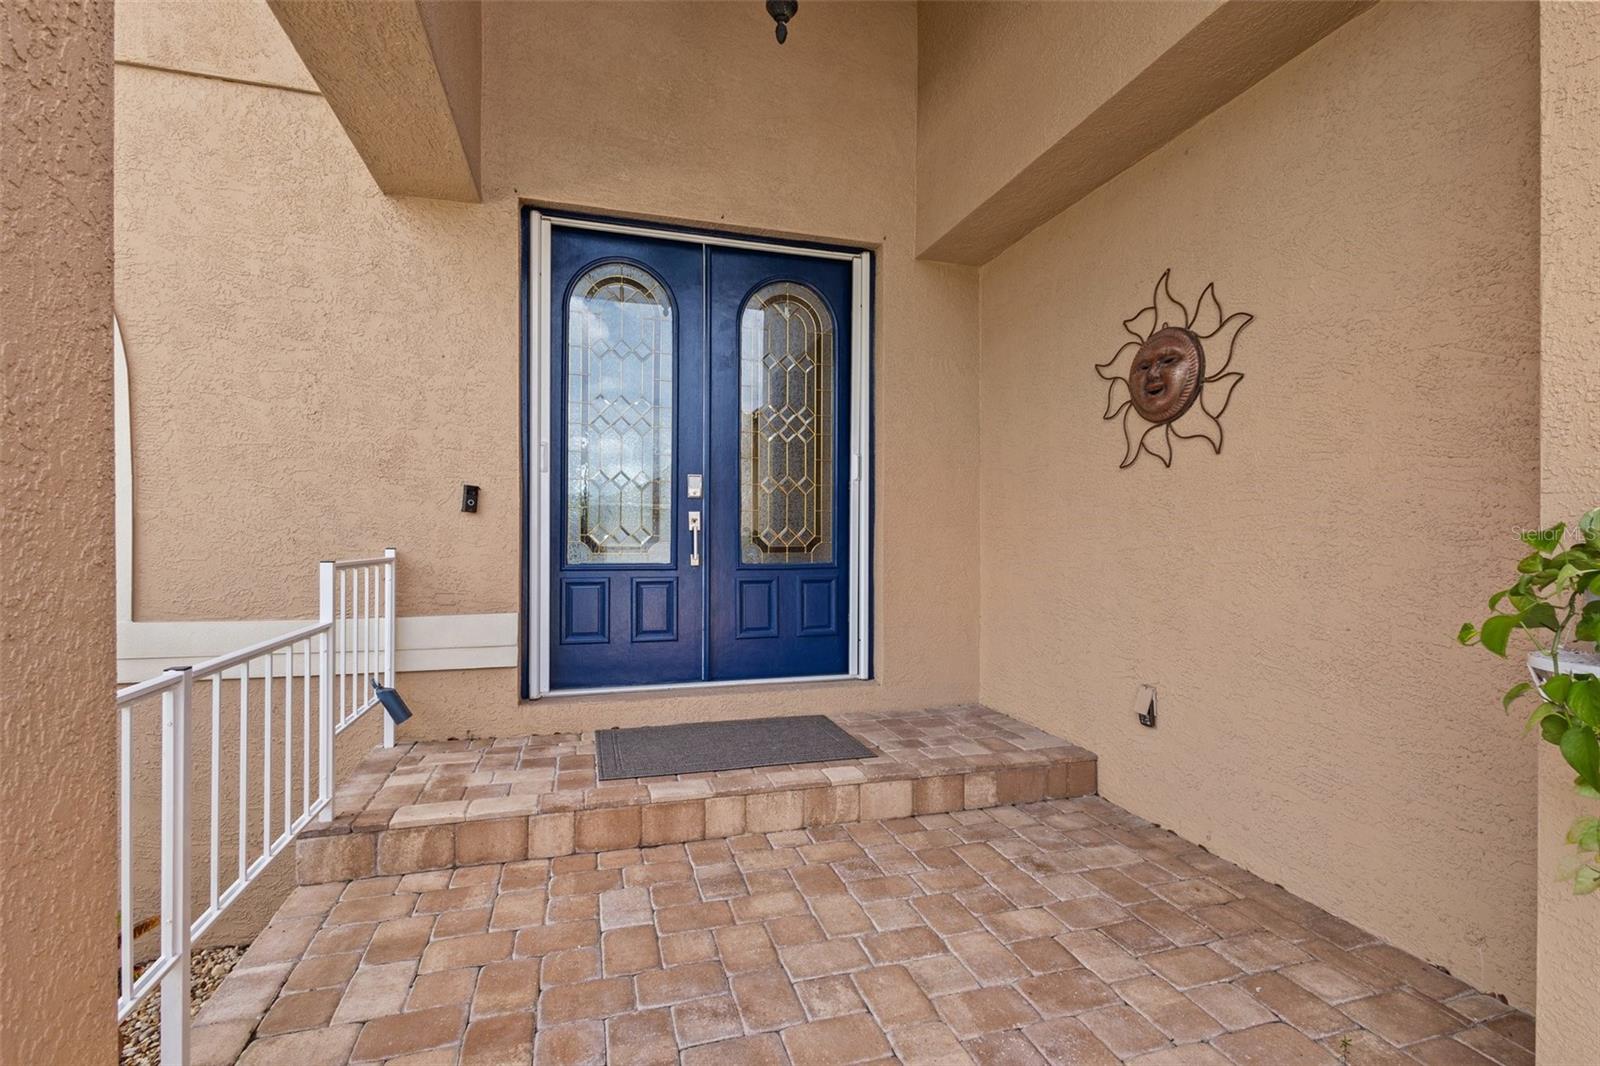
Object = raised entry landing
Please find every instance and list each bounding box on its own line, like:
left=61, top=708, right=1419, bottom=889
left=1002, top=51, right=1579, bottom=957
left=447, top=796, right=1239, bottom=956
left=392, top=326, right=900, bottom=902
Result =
left=297, top=707, right=1098, bottom=883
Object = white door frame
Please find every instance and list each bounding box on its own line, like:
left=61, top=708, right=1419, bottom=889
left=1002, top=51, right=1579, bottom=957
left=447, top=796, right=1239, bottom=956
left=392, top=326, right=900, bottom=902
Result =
left=525, top=211, right=873, bottom=699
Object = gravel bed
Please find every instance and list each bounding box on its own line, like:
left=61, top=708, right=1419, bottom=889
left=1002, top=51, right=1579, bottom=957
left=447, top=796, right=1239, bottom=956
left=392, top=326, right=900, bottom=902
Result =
left=119, top=945, right=247, bottom=1066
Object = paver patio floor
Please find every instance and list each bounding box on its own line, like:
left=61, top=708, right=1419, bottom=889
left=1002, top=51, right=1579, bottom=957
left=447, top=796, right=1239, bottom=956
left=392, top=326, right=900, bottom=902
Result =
left=197, top=795, right=1532, bottom=1065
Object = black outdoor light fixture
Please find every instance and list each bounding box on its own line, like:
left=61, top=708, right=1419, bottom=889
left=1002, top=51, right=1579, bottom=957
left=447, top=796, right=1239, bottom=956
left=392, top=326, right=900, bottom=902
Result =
left=767, top=0, right=797, bottom=44
left=371, top=678, right=414, bottom=726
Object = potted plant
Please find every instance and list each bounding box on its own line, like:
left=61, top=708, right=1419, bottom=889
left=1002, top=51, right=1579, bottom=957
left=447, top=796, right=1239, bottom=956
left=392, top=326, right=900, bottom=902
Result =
left=1459, top=507, right=1600, bottom=895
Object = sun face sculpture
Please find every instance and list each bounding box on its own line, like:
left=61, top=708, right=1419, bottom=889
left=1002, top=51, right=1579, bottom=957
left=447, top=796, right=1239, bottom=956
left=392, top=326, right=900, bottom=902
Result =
left=1097, top=271, right=1248, bottom=469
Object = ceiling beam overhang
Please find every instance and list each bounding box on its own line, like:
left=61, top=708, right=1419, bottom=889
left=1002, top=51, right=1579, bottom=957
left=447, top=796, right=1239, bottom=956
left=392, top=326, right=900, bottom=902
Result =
left=918, top=0, right=1373, bottom=265
left=268, top=0, right=481, bottom=203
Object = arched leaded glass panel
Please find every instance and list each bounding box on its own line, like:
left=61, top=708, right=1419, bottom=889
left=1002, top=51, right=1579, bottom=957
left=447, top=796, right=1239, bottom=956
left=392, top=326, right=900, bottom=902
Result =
left=740, top=281, right=834, bottom=565
left=566, top=262, right=673, bottom=565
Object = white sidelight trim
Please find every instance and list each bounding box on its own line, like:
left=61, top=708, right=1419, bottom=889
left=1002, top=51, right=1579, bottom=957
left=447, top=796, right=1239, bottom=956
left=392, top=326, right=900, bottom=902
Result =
left=525, top=212, right=874, bottom=698
left=534, top=213, right=554, bottom=699
left=849, top=251, right=872, bottom=680
left=117, top=611, right=519, bottom=684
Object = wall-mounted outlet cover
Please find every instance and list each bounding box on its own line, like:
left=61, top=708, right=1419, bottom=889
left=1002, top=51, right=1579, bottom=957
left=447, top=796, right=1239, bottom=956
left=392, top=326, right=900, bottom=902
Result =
left=1135, top=684, right=1157, bottom=727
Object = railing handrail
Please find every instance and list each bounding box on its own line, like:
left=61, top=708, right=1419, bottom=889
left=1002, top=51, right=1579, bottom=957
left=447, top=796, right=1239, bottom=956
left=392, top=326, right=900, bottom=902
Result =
left=331, top=554, right=393, bottom=570
left=183, top=618, right=330, bottom=680
left=114, top=666, right=187, bottom=705
left=116, top=550, right=398, bottom=1066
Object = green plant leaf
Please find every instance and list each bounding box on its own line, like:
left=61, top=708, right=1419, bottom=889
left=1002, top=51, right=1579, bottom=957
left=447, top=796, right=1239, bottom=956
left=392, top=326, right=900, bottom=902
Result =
left=1543, top=674, right=1574, bottom=704
left=1580, top=506, right=1600, bottom=539
left=1575, top=865, right=1600, bottom=895
left=1568, top=816, right=1600, bottom=852
left=1527, top=702, right=1566, bottom=736
left=1479, top=614, right=1517, bottom=657
left=1568, top=677, right=1600, bottom=729
left=1561, top=723, right=1600, bottom=790
left=1520, top=603, right=1560, bottom=631
left=1522, top=524, right=1566, bottom=553
left=1549, top=546, right=1595, bottom=568
left=1517, top=553, right=1545, bottom=575
left=1457, top=622, right=1478, bottom=646
left=1502, top=681, right=1532, bottom=711
left=1576, top=601, right=1600, bottom=644
left=1579, top=783, right=1600, bottom=800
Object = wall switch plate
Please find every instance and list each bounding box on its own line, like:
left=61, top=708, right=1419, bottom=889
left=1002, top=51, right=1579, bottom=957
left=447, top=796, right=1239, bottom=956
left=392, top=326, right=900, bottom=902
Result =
left=461, top=484, right=480, bottom=513
left=1135, top=684, right=1157, bottom=727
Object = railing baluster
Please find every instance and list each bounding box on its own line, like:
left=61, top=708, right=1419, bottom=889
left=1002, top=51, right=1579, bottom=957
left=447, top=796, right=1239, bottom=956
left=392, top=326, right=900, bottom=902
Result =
left=365, top=565, right=375, bottom=700
left=353, top=566, right=361, bottom=705
left=282, top=646, right=292, bottom=833
left=238, top=660, right=248, bottom=882
left=338, top=569, right=347, bottom=727
left=385, top=549, right=397, bottom=689
left=159, top=668, right=193, bottom=1066
left=301, top=639, right=311, bottom=817
left=347, top=568, right=356, bottom=719
left=210, top=678, right=220, bottom=915
left=383, top=550, right=397, bottom=747
left=119, top=700, right=133, bottom=1007
left=319, top=562, right=335, bottom=822
left=262, top=652, right=272, bottom=856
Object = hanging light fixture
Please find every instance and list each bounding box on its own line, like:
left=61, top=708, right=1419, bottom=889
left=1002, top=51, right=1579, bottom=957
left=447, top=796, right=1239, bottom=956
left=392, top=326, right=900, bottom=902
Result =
left=766, top=0, right=797, bottom=44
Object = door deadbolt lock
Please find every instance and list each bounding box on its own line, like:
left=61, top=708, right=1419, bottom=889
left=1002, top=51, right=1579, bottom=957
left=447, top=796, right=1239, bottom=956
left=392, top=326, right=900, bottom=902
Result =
left=687, top=474, right=703, bottom=499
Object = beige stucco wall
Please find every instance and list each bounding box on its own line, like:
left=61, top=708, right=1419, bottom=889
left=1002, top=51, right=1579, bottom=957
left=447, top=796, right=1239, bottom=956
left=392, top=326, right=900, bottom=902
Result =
left=114, top=0, right=980, bottom=738
left=114, top=0, right=1580, bottom=1024
left=977, top=1, right=1540, bottom=1007
left=0, top=0, right=118, bottom=1060
left=1537, top=3, right=1600, bottom=1057
left=114, top=0, right=315, bottom=91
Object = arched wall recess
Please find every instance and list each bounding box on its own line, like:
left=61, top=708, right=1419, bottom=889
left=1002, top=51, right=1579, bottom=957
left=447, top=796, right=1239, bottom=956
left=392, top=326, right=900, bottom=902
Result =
left=114, top=313, right=132, bottom=622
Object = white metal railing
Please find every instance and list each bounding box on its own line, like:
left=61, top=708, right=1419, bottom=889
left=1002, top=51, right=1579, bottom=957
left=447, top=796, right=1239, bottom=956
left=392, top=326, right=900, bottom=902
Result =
left=116, top=549, right=396, bottom=1064
left=327, top=552, right=397, bottom=745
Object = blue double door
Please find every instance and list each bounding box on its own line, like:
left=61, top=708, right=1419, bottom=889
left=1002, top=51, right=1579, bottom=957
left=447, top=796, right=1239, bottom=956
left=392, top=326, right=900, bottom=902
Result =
left=549, top=226, right=852, bottom=690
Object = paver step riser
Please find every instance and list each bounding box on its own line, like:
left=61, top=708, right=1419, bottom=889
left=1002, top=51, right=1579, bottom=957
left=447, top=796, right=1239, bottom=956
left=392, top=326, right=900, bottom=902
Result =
left=297, top=760, right=1098, bottom=884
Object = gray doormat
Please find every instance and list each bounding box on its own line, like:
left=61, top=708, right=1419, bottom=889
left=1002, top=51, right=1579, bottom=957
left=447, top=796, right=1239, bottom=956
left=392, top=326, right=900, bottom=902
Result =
left=595, top=715, right=874, bottom=780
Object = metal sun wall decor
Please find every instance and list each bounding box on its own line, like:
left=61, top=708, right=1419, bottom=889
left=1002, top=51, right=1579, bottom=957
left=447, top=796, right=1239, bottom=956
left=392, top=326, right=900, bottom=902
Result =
left=1097, top=270, right=1250, bottom=469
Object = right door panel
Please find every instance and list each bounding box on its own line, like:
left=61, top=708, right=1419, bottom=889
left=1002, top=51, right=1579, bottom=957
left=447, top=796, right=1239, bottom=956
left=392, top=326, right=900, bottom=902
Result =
left=707, top=247, right=852, bottom=680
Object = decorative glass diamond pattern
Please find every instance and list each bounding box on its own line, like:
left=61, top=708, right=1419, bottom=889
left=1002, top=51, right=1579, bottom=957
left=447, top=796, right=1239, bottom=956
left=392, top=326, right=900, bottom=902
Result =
left=566, top=263, right=673, bottom=565
left=740, top=281, right=834, bottom=565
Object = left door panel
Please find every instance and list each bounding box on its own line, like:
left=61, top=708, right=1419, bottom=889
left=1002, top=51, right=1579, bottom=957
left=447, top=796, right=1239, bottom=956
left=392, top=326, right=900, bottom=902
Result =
left=549, top=229, right=705, bottom=688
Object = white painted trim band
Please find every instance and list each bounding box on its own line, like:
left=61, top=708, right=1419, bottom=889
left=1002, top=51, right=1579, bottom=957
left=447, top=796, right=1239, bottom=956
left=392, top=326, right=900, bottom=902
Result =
left=118, top=613, right=518, bottom=684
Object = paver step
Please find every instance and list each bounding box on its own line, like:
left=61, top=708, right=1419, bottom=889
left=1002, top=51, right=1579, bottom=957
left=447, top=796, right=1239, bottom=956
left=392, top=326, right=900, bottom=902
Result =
left=296, top=706, right=1097, bottom=883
